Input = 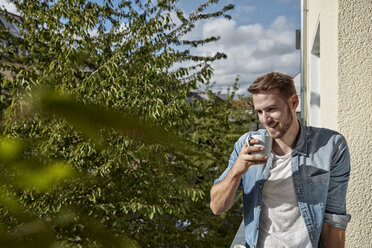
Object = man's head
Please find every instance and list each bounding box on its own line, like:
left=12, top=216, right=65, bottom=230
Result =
left=248, top=72, right=299, bottom=140
left=248, top=72, right=297, bottom=101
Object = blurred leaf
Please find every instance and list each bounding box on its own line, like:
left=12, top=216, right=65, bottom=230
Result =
left=13, top=161, right=75, bottom=192
left=0, top=188, right=24, bottom=217
left=0, top=137, right=23, bottom=163
left=36, top=89, right=197, bottom=155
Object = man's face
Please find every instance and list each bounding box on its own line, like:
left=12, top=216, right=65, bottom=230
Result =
left=252, top=88, right=296, bottom=139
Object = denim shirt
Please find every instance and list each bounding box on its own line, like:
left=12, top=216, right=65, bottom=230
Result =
left=214, top=122, right=351, bottom=248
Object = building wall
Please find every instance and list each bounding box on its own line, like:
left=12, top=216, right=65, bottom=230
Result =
left=305, top=0, right=372, bottom=246
left=338, top=0, right=372, bottom=246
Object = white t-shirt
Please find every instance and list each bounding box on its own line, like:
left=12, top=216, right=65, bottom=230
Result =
left=257, top=152, right=312, bottom=248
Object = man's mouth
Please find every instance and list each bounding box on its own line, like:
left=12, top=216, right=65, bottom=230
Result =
left=268, top=123, right=279, bottom=130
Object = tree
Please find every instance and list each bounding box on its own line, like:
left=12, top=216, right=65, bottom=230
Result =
left=0, top=1, right=257, bottom=247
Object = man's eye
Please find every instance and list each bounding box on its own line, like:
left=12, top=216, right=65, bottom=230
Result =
left=268, top=108, right=276, bottom=112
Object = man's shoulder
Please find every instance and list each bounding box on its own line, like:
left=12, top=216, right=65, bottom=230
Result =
left=304, top=125, right=342, bottom=136
left=303, top=125, right=347, bottom=146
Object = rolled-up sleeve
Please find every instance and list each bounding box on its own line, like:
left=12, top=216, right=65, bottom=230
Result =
left=323, top=212, right=351, bottom=230
left=213, top=134, right=248, bottom=185
left=213, top=139, right=241, bottom=185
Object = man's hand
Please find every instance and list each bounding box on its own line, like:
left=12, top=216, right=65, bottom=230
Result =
left=231, top=139, right=269, bottom=177
left=210, top=139, right=269, bottom=215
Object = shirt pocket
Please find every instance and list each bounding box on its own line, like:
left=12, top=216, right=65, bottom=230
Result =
left=306, top=171, right=330, bottom=204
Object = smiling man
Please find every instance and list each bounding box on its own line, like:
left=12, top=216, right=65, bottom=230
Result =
left=210, top=72, right=351, bottom=248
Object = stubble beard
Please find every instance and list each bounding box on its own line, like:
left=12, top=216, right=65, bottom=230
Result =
left=267, top=104, right=293, bottom=140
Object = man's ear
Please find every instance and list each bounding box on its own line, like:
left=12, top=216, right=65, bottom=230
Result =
left=289, top=94, right=299, bottom=109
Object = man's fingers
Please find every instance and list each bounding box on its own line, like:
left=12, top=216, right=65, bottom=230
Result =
left=239, top=154, right=268, bottom=163
left=248, top=146, right=264, bottom=154
left=250, top=154, right=268, bottom=161
left=241, top=144, right=264, bottom=154
left=247, top=138, right=261, bottom=146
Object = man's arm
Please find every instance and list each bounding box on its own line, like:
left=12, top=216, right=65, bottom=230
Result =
left=210, top=141, right=268, bottom=215
left=210, top=168, right=242, bottom=215
left=320, top=223, right=345, bottom=248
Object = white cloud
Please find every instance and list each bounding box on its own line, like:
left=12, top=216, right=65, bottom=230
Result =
left=0, top=0, right=19, bottom=14
left=192, top=15, right=300, bottom=94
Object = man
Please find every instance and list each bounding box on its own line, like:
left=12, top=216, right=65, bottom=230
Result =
left=210, top=72, right=350, bottom=248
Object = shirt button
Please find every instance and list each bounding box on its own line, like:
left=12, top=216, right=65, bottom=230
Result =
left=252, top=246, right=256, bottom=248
left=303, top=211, right=307, bottom=216
left=268, top=166, right=272, bottom=169
left=254, top=225, right=258, bottom=230
left=259, top=185, right=263, bottom=189
left=257, top=205, right=261, bottom=209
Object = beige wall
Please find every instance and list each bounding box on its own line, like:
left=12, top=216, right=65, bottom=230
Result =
left=338, top=0, right=372, bottom=247
left=304, top=0, right=372, bottom=247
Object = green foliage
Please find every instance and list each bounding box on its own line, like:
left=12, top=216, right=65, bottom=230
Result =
left=0, top=0, right=256, bottom=247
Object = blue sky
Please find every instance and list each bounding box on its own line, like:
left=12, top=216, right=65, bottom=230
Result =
left=0, top=0, right=301, bottom=95
left=178, top=0, right=300, bottom=28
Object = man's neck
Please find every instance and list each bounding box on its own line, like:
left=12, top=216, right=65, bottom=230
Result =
left=272, top=120, right=300, bottom=156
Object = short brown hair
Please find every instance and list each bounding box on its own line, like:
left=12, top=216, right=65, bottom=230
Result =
left=248, top=72, right=297, bottom=99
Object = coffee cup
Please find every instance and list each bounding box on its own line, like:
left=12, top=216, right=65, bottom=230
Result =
left=246, top=134, right=272, bottom=156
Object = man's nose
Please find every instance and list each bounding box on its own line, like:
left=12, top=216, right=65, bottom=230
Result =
left=261, top=112, right=272, bottom=124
